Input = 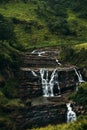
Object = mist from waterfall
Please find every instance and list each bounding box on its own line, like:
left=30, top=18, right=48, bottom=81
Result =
left=40, top=68, right=61, bottom=97
left=66, top=103, right=77, bottom=123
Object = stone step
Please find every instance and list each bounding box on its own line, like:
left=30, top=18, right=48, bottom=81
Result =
left=13, top=103, right=66, bottom=129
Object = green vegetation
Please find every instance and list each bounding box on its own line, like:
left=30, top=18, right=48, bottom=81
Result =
left=0, top=0, right=87, bottom=49
left=75, top=43, right=87, bottom=50
left=69, top=82, right=87, bottom=108
left=59, top=44, right=87, bottom=67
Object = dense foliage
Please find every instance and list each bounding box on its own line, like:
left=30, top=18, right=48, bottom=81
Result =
left=59, top=45, right=87, bottom=67
left=0, top=0, right=87, bottom=49
left=69, top=82, right=87, bottom=108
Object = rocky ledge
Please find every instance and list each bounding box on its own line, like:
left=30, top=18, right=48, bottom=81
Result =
left=17, top=48, right=86, bottom=129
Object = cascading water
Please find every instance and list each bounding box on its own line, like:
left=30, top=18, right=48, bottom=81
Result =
left=66, top=103, right=77, bottom=123
left=74, top=68, right=84, bottom=83
left=31, top=50, right=46, bottom=56
left=40, top=68, right=61, bottom=97
left=31, top=50, right=37, bottom=54
left=38, top=51, right=45, bottom=56
left=40, top=69, right=48, bottom=97
left=56, top=59, right=62, bottom=66
left=31, top=70, right=37, bottom=77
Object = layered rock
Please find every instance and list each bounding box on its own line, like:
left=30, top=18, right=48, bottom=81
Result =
left=19, top=67, right=77, bottom=99
left=13, top=103, right=66, bottom=129
left=17, top=48, right=82, bottom=129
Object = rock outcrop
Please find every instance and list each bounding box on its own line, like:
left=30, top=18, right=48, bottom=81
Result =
left=13, top=103, right=66, bottom=129
left=17, top=48, right=83, bottom=129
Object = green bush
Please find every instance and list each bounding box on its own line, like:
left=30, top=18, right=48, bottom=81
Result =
left=2, top=79, right=18, bottom=99
left=0, top=14, right=16, bottom=44
left=59, top=45, right=87, bottom=67
left=69, top=82, right=87, bottom=107
left=0, top=91, right=8, bottom=106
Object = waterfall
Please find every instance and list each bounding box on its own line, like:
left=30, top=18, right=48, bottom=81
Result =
left=56, top=59, right=62, bottom=66
left=74, top=68, right=84, bottom=83
left=40, top=69, right=49, bottom=97
left=31, top=50, right=37, bottom=54
left=31, top=71, right=37, bottom=77
left=66, top=103, right=77, bottom=123
left=31, top=50, right=45, bottom=56
left=40, top=68, right=61, bottom=97
left=38, top=51, right=45, bottom=56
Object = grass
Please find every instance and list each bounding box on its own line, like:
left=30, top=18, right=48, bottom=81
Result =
left=0, top=2, right=37, bottom=21
left=74, top=43, right=87, bottom=50
left=0, top=2, right=87, bottom=49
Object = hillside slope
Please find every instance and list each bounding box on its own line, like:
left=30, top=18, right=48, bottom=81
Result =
left=0, top=0, right=87, bottom=49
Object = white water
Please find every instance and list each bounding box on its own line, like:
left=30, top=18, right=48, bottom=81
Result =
left=40, top=68, right=61, bottom=97
left=31, top=50, right=45, bottom=56
left=66, top=103, right=77, bottom=123
left=31, top=71, right=37, bottom=77
left=38, top=51, right=45, bottom=56
left=74, top=68, right=85, bottom=83
left=56, top=59, right=62, bottom=66
left=31, top=50, right=37, bottom=54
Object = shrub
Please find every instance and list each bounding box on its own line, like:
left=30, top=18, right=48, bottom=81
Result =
left=0, top=14, right=16, bottom=44
left=69, top=82, right=87, bottom=107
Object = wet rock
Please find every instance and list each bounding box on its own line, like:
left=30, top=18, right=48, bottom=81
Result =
left=14, top=103, right=67, bottom=129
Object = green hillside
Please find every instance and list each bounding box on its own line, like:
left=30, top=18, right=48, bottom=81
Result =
left=0, top=0, right=87, bottom=50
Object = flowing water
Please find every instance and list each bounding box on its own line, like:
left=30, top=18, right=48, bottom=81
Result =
left=66, top=103, right=77, bottom=123
left=31, top=70, right=37, bottom=77
left=31, top=50, right=46, bottom=56
left=56, top=59, right=62, bottom=66
left=40, top=68, right=61, bottom=97
left=74, top=68, right=84, bottom=83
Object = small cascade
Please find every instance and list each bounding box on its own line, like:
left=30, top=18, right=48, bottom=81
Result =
left=31, top=70, right=37, bottom=77
left=38, top=51, right=45, bottom=56
left=40, top=69, right=48, bottom=97
left=31, top=50, right=37, bottom=54
left=40, top=68, right=61, bottom=97
left=66, top=103, right=77, bottom=123
left=74, top=68, right=85, bottom=83
left=31, top=50, right=45, bottom=56
left=56, top=59, right=62, bottom=66
left=49, top=69, right=57, bottom=97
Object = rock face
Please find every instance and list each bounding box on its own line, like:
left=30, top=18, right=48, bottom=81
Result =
left=14, top=103, right=67, bottom=130
left=19, top=68, right=76, bottom=99
left=17, top=48, right=81, bottom=129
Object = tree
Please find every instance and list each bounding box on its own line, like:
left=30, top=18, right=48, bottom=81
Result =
left=0, top=14, right=16, bottom=44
